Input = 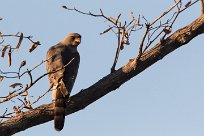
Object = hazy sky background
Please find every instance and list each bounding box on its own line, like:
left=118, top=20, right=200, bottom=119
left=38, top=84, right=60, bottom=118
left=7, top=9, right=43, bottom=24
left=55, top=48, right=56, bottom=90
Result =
left=1, top=0, right=204, bottom=136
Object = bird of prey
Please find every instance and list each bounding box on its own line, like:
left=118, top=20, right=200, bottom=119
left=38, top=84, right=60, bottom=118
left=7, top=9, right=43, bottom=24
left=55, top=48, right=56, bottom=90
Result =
left=46, top=33, right=81, bottom=131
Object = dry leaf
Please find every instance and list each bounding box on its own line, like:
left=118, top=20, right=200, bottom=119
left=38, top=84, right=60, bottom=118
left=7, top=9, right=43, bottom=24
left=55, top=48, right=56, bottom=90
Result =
left=185, top=1, right=191, bottom=8
left=122, top=32, right=128, bottom=37
left=16, top=33, right=23, bottom=50
left=1, top=45, right=8, bottom=58
left=29, top=42, right=38, bottom=52
left=9, top=83, right=23, bottom=88
left=13, top=106, right=22, bottom=114
left=0, top=76, right=4, bottom=82
left=109, top=17, right=117, bottom=22
left=13, top=106, right=18, bottom=112
left=133, top=19, right=137, bottom=25
left=25, top=90, right=29, bottom=101
left=100, top=27, right=113, bottom=35
left=163, top=28, right=172, bottom=34
left=130, top=11, right=133, bottom=16
left=8, top=47, right=11, bottom=66
left=62, top=5, right=68, bottom=9
left=19, top=60, right=26, bottom=69
left=138, top=15, right=141, bottom=25
left=123, top=39, right=130, bottom=45
left=116, top=14, right=121, bottom=24
left=120, top=44, right=124, bottom=50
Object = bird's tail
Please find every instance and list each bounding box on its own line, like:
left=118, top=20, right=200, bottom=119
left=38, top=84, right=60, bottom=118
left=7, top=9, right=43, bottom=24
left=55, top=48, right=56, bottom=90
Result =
left=54, top=81, right=68, bottom=131
left=54, top=90, right=66, bottom=131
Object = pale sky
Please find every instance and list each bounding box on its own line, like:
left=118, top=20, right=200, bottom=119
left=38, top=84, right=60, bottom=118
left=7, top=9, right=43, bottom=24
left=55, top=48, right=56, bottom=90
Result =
left=0, top=0, right=204, bottom=136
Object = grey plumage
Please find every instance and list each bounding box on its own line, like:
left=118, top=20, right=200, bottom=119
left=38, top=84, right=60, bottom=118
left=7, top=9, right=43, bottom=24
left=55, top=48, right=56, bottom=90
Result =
left=46, top=33, right=81, bottom=131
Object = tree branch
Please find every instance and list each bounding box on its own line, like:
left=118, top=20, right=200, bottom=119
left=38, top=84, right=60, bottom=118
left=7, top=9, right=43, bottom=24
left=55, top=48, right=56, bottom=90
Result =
left=0, top=14, right=204, bottom=136
left=201, top=0, right=204, bottom=14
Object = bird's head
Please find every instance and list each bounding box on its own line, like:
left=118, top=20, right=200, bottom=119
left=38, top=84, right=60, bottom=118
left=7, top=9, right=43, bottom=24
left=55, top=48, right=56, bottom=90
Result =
left=61, top=33, right=81, bottom=47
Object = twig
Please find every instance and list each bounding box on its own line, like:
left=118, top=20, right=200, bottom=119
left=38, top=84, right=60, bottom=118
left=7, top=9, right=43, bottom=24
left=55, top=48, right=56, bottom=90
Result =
left=143, top=1, right=183, bottom=53
left=17, top=98, right=26, bottom=106
left=136, top=24, right=150, bottom=63
left=150, top=0, right=181, bottom=26
left=0, top=58, right=75, bottom=103
left=1, top=33, right=40, bottom=45
left=0, top=108, right=10, bottom=120
left=27, top=70, right=33, bottom=86
left=63, top=6, right=141, bottom=72
left=31, top=85, right=52, bottom=106
left=162, top=2, right=182, bottom=40
left=111, top=23, right=122, bottom=73
left=180, top=0, right=199, bottom=12
left=143, top=30, right=163, bottom=53
left=200, top=0, right=204, bottom=14
left=64, top=7, right=117, bottom=25
left=0, top=57, right=52, bottom=79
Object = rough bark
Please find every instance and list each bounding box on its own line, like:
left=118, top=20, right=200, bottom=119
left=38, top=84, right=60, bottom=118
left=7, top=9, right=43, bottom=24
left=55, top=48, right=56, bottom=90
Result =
left=0, top=14, right=204, bottom=136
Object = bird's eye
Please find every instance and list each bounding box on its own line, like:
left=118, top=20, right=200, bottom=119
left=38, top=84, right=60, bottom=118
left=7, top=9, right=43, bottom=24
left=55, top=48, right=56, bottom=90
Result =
left=71, top=36, right=75, bottom=40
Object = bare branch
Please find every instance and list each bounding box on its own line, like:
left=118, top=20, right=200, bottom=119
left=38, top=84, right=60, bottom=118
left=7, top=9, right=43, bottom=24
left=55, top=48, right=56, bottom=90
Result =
left=0, top=58, right=75, bottom=103
left=150, top=0, right=182, bottom=26
left=1, top=33, right=41, bottom=46
left=0, top=1, right=202, bottom=134
left=27, top=70, right=33, bottom=86
left=111, top=23, right=122, bottom=73
left=180, top=0, right=199, bottom=12
left=62, top=6, right=117, bottom=25
left=1, top=14, right=204, bottom=136
left=135, top=23, right=150, bottom=64
left=63, top=6, right=143, bottom=72
left=200, top=0, right=204, bottom=14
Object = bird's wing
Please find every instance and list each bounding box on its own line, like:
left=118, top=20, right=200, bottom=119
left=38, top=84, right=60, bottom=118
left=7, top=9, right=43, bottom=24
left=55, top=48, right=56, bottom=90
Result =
left=46, top=44, right=65, bottom=85
left=62, top=50, right=80, bottom=97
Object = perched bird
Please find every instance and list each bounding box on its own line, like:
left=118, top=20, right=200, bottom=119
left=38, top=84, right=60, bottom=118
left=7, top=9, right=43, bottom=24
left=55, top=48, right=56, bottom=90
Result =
left=46, top=33, right=81, bottom=131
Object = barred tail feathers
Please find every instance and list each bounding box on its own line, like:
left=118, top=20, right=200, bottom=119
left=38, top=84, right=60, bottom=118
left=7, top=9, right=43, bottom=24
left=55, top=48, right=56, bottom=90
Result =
left=53, top=79, right=69, bottom=131
left=54, top=90, right=66, bottom=131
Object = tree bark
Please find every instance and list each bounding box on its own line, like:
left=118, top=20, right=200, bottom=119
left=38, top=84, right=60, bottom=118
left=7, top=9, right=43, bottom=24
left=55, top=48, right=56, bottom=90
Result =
left=0, top=14, right=204, bottom=136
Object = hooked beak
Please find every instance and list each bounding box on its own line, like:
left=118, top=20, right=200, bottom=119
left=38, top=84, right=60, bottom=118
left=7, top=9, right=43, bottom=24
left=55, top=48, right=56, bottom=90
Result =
left=74, top=37, right=81, bottom=44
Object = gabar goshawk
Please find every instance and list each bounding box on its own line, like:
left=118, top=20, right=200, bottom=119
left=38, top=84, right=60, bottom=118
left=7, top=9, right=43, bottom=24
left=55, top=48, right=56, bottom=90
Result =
left=46, top=33, right=81, bottom=131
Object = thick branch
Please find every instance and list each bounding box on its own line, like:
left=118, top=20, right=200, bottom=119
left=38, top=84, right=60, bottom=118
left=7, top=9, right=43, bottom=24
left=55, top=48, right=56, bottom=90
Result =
left=1, top=14, right=204, bottom=136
